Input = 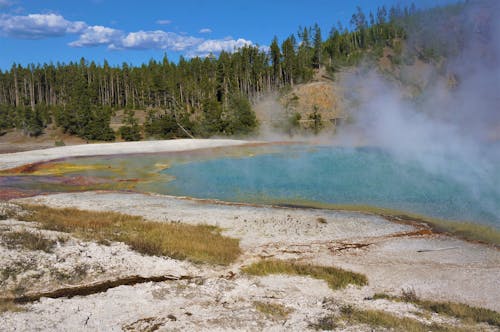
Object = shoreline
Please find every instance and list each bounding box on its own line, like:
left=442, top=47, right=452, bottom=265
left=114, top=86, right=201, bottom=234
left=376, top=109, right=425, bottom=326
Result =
left=1, top=139, right=499, bottom=330
left=8, top=190, right=500, bottom=311
left=1, top=139, right=499, bottom=246
left=0, top=139, right=259, bottom=171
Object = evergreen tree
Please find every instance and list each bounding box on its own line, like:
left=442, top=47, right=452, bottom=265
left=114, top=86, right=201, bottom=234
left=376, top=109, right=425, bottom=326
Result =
left=281, top=35, right=297, bottom=86
left=270, top=36, right=282, bottom=86
left=0, top=1, right=466, bottom=139
left=119, top=109, right=142, bottom=141
left=226, top=94, right=257, bottom=136
left=312, top=24, right=322, bottom=69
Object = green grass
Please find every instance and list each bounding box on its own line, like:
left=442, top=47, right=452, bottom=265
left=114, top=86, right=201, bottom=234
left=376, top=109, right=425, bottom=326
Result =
left=373, top=292, right=500, bottom=327
left=254, top=301, right=292, bottom=320
left=0, top=230, right=57, bottom=253
left=242, top=259, right=367, bottom=290
left=21, top=205, right=241, bottom=265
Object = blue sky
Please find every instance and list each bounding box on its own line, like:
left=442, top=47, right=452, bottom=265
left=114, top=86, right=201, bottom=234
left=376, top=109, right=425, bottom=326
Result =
left=0, top=0, right=458, bottom=69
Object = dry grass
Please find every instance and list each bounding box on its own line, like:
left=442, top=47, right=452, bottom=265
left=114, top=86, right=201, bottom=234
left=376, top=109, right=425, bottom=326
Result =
left=242, top=259, right=367, bottom=290
left=331, top=205, right=500, bottom=246
left=0, top=230, right=57, bottom=253
left=309, top=316, right=338, bottom=330
left=0, top=204, right=21, bottom=220
left=373, top=291, right=500, bottom=328
left=273, top=199, right=500, bottom=246
left=21, top=205, right=241, bottom=265
left=254, top=301, right=292, bottom=320
left=316, top=217, right=327, bottom=224
left=0, top=259, right=36, bottom=284
left=401, top=287, right=419, bottom=302
left=337, top=306, right=464, bottom=332
left=425, top=219, right=500, bottom=246
left=338, top=206, right=500, bottom=246
left=0, top=300, right=25, bottom=313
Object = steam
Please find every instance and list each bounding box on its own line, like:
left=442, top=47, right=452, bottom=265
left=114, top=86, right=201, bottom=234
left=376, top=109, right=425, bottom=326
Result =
left=335, top=0, right=500, bottom=222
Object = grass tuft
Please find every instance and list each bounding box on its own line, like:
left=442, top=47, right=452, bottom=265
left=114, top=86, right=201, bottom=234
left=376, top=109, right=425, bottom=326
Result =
left=0, top=300, right=25, bottom=313
left=309, top=316, right=337, bottom=330
left=254, top=301, right=292, bottom=320
left=242, top=259, right=367, bottom=290
left=373, top=291, right=500, bottom=327
left=401, top=287, right=419, bottom=302
left=21, top=205, right=241, bottom=265
left=0, top=230, right=57, bottom=253
left=338, top=306, right=463, bottom=332
left=316, top=217, right=327, bottom=224
left=0, top=204, right=21, bottom=221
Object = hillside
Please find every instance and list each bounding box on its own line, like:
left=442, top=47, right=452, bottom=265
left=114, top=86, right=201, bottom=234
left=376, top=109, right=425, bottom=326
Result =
left=0, top=0, right=498, bottom=143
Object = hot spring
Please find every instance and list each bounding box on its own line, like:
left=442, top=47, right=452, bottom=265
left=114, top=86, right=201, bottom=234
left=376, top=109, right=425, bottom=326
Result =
left=2, top=144, right=499, bottom=228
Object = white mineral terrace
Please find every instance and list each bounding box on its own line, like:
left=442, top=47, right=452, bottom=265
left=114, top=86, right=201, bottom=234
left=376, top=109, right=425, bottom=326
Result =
left=0, top=139, right=257, bottom=171
left=0, top=139, right=499, bottom=331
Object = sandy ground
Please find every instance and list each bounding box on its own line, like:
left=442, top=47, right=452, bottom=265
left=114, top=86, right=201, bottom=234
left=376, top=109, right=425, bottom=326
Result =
left=1, top=140, right=499, bottom=331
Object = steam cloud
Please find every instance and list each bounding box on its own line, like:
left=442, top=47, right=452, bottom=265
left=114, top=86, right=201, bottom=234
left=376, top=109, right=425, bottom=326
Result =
left=335, top=0, right=500, bottom=223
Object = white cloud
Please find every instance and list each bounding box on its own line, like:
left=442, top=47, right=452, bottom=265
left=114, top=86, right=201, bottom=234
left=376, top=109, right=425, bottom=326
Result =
left=156, top=19, right=171, bottom=25
left=69, top=27, right=254, bottom=54
left=0, top=12, right=259, bottom=57
left=69, top=28, right=203, bottom=51
left=190, top=38, right=253, bottom=56
left=0, top=13, right=86, bottom=39
left=259, top=45, right=270, bottom=53
left=117, top=30, right=203, bottom=51
left=69, top=25, right=123, bottom=47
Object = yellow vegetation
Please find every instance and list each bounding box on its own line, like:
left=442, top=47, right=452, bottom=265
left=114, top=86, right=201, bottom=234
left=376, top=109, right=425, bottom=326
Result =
left=28, top=163, right=110, bottom=176
left=242, top=259, right=367, bottom=290
left=22, top=205, right=241, bottom=265
left=337, top=306, right=466, bottom=332
left=0, top=300, right=25, bottom=313
left=0, top=230, right=57, bottom=253
left=254, top=301, right=292, bottom=320
left=373, top=293, right=500, bottom=327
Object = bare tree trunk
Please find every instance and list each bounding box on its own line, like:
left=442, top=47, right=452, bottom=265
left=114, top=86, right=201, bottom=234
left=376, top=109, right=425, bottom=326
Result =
left=13, top=67, right=19, bottom=107
left=30, top=71, right=35, bottom=112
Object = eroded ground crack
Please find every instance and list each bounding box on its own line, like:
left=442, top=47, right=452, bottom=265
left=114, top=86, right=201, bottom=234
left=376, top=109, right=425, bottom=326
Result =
left=1, top=274, right=194, bottom=304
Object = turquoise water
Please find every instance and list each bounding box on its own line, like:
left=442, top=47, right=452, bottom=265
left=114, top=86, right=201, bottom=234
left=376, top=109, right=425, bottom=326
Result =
left=4, top=144, right=498, bottom=227
left=159, top=146, right=500, bottom=226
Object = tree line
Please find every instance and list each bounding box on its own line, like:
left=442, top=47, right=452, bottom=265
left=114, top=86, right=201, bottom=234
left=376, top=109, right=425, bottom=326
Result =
left=0, top=2, right=464, bottom=140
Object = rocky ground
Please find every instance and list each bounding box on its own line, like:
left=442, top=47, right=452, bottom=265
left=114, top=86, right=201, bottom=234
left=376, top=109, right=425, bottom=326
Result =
left=0, top=192, right=498, bottom=331
left=0, top=140, right=499, bottom=331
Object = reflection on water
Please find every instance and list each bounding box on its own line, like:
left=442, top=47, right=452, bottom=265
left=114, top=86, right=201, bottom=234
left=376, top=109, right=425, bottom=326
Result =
left=1, top=145, right=499, bottom=227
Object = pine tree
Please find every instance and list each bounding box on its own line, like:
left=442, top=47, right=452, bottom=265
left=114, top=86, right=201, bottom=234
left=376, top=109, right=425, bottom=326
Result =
left=312, top=24, right=322, bottom=69
left=270, top=36, right=281, bottom=86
